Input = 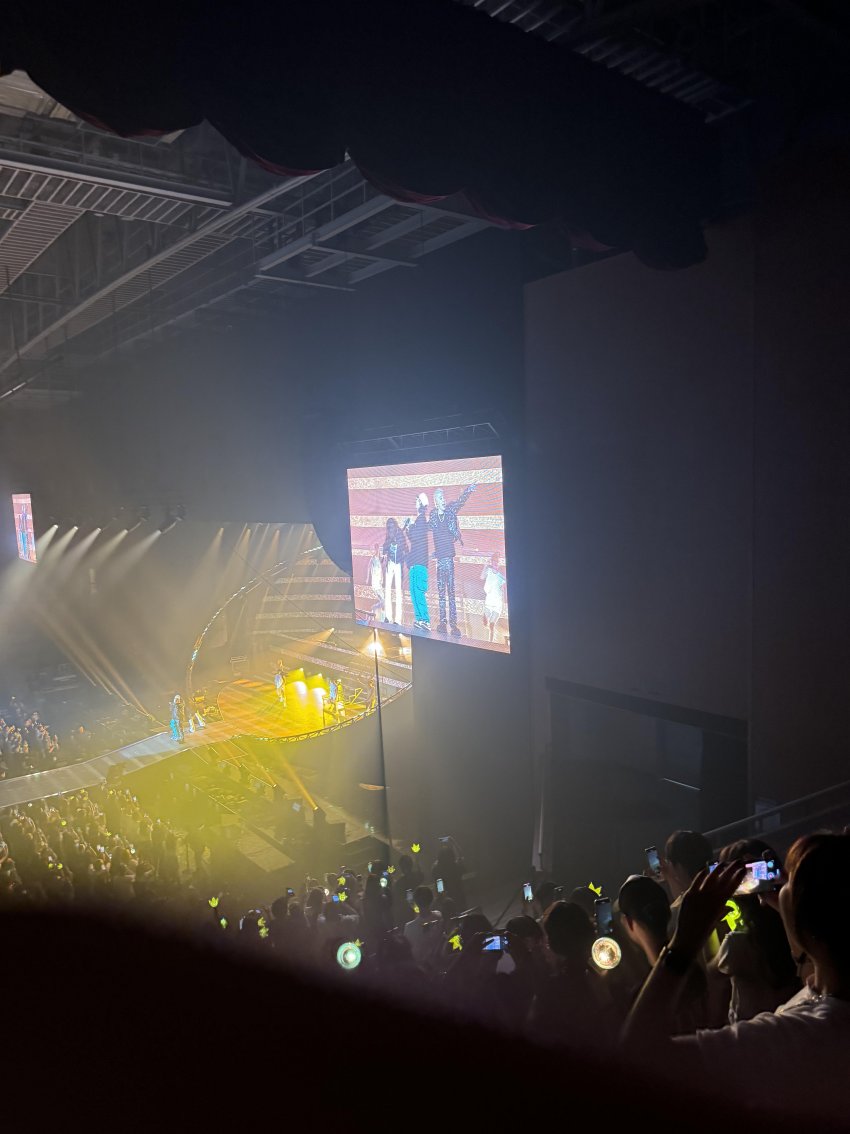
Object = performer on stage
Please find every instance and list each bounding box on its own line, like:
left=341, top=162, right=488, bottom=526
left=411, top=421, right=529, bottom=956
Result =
left=480, top=552, right=507, bottom=643
left=169, top=693, right=186, bottom=743
left=428, top=484, right=474, bottom=636
left=382, top=518, right=408, bottom=627
left=405, top=493, right=431, bottom=631
left=367, top=543, right=385, bottom=623
left=274, top=664, right=287, bottom=706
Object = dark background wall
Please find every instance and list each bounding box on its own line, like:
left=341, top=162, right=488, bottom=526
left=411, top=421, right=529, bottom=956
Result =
left=525, top=145, right=850, bottom=874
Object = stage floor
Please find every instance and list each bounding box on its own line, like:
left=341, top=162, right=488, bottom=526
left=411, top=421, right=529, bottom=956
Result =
left=216, top=676, right=365, bottom=741
left=0, top=718, right=239, bottom=807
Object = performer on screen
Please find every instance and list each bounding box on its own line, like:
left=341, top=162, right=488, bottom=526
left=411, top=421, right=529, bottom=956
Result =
left=428, top=484, right=474, bottom=636
left=18, top=501, right=30, bottom=561
left=382, top=518, right=408, bottom=627
left=404, top=492, right=431, bottom=631
left=480, top=552, right=507, bottom=643
left=367, top=543, right=385, bottom=623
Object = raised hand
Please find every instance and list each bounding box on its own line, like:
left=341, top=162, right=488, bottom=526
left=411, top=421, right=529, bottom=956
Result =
left=672, top=861, right=747, bottom=960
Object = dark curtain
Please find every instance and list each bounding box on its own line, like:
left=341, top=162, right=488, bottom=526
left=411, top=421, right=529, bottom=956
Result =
left=4, top=0, right=714, bottom=267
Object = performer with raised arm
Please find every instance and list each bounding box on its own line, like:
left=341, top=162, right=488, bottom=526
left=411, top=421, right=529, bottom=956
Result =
left=428, top=484, right=474, bottom=636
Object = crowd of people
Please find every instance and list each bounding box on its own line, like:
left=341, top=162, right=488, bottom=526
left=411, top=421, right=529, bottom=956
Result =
left=0, top=698, right=65, bottom=778
left=0, top=693, right=156, bottom=779
left=1, top=778, right=848, bottom=1122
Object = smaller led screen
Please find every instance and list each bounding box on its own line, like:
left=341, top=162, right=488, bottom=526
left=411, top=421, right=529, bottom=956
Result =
left=347, top=455, right=509, bottom=653
left=12, top=493, right=36, bottom=563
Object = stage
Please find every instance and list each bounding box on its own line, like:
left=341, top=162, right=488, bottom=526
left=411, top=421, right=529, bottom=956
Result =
left=0, top=717, right=238, bottom=807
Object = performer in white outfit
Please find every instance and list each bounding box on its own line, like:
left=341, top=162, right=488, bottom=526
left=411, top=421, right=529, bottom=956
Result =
left=382, top=518, right=408, bottom=626
left=367, top=543, right=385, bottom=622
left=480, top=552, right=507, bottom=643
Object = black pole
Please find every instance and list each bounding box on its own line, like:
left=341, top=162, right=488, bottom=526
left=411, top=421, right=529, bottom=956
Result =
left=373, top=627, right=391, bottom=860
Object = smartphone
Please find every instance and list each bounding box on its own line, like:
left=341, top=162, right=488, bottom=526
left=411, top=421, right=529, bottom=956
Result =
left=436, top=877, right=445, bottom=894
left=522, top=881, right=533, bottom=902
left=286, top=887, right=295, bottom=897
left=406, top=888, right=414, bottom=904
left=332, top=894, right=341, bottom=903
left=736, top=858, right=782, bottom=895
left=482, top=933, right=505, bottom=952
left=645, top=846, right=662, bottom=878
left=594, top=897, right=614, bottom=936
left=379, top=876, right=388, bottom=889
left=291, top=802, right=301, bottom=813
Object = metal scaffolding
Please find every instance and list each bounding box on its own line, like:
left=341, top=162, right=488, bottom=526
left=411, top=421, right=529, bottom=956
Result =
left=0, top=74, right=490, bottom=406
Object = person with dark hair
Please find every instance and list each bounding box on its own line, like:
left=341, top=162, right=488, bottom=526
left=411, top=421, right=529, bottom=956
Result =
left=619, top=875, right=672, bottom=965
left=531, top=901, right=616, bottom=1047
left=403, top=885, right=445, bottom=972
left=663, top=830, right=714, bottom=898
left=663, top=830, right=716, bottom=951
left=711, top=839, right=799, bottom=1022
left=361, top=873, right=394, bottom=949
left=382, top=518, right=408, bottom=626
left=405, top=493, right=431, bottom=631
left=619, top=874, right=713, bottom=1032
left=623, top=834, right=850, bottom=1122
left=392, top=852, right=423, bottom=927
left=432, top=841, right=466, bottom=909
left=567, top=885, right=598, bottom=924
left=531, top=880, right=557, bottom=923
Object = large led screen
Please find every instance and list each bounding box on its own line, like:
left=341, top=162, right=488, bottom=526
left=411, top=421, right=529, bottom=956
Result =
left=12, top=493, right=36, bottom=564
left=348, top=455, right=509, bottom=652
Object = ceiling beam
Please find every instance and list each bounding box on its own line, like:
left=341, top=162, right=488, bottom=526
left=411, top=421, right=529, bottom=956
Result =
left=257, top=193, right=396, bottom=271
left=0, top=172, right=323, bottom=398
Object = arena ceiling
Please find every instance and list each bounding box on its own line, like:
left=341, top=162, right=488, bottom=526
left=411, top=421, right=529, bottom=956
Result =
left=0, top=0, right=845, bottom=409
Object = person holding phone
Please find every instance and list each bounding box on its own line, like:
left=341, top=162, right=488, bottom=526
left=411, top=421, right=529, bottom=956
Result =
left=622, top=835, right=850, bottom=1124
left=710, top=839, right=798, bottom=1023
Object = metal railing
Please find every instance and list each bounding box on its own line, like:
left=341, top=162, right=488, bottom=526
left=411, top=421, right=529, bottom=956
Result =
left=707, top=778, right=850, bottom=850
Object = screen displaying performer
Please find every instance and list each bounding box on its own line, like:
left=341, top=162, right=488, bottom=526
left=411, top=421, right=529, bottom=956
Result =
left=347, top=455, right=509, bottom=653
left=12, top=493, right=36, bottom=564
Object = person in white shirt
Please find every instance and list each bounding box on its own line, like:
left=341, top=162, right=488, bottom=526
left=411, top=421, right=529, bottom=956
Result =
left=623, top=832, right=850, bottom=1124
left=480, top=552, right=506, bottom=643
